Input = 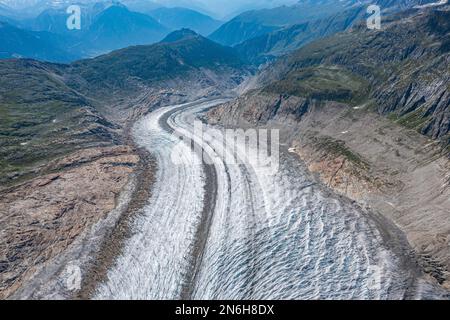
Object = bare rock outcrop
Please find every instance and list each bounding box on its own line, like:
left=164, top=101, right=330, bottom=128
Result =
left=0, top=146, right=139, bottom=299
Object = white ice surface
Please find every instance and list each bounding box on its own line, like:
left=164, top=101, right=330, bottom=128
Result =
left=95, top=99, right=427, bottom=300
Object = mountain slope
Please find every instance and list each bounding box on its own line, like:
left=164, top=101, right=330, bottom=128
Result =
left=375, top=0, right=437, bottom=9
left=68, top=29, right=247, bottom=95
left=0, top=28, right=247, bottom=183
left=0, top=2, right=17, bottom=23
left=256, top=6, right=450, bottom=144
left=235, top=5, right=367, bottom=64
left=30, top=8, right=69, bottom=34
left=29, top=2, right=110, bottom=35
left=81, top=5, right=169, bottom=55
left=0, top=21, right=78, bottom=62
left=147, top=7, right=222, bottom=36
left=209, top=0, right=355, bottom=46
left=207, top=6, right=450, bottom=288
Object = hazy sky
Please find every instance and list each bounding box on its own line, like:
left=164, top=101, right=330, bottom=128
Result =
left=128, top=0, right=300, bottom=18
left=0, top=0, right=301, bottom=18
left=195, top=0, right=299, bottom=17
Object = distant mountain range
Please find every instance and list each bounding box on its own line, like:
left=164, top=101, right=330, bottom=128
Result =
left=0, top=4, right=183, bottom=60
left=0, top=0, right=443, bottom=63
left=0, top=21, right=77, bottom=62
left=68, top=28, right=246, bottom=94
left=209, top=0, right=442, bottom=64
left=253, top=6, right=450, bottom=144
left=147, top=7, right=222, bottom=36
left=80, top=5, right=169, bottom=55
left=0, top=3, right=228, bottom=61
left=28, top=2, right=112, bottom=34
left=209, top=0, right=357, bottom=46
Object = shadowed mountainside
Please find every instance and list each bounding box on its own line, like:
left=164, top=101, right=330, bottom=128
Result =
left=0, top=21, right=78, bottom=62
left=80, top=5, right=169, bottom=54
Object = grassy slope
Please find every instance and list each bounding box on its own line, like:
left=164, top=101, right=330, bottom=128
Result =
left=0, top=59, right=116, bottom=185
left=264, top=65, right=369, bottom=105
left=69, top=34, right=244, bottom=91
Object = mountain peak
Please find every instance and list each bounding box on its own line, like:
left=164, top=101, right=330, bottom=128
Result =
left=100, top=3, right=130, bottom=15
left=160, top=28, right=200, bottom=43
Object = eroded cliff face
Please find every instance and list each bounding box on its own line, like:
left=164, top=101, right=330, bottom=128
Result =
left=373, top=64, right=450, bottom=142
left=207, top=90, right=450, bottom=289
left=208, top=91, right=317, bottom=126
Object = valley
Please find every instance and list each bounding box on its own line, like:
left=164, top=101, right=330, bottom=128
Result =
left=92, top=99, right=446, bottom=299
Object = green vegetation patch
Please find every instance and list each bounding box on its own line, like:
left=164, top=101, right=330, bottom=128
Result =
left=387, top=107, right=430, bottom=132
left=313, top=135, right=369, bottom=169
left=0, top=60, right=114, bottom=186
left=264, top=65, right=369, bottom=105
